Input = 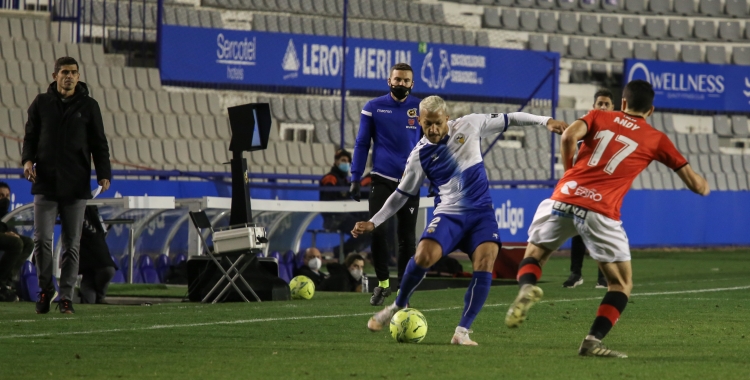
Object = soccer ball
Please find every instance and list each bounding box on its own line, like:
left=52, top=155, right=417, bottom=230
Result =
left=289, top=275, right=315, bottom=300
left=389, top=308, right=428, bottom=343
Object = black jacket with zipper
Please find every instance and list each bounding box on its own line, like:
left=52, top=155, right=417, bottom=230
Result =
left=22, top=82, right=111, bottom=200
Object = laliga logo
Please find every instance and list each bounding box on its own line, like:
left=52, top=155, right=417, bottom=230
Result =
left=560, top=180, right=578, bottom=195
left=282, top=39, right=300, bottom=79
left=495, top=200, right=524, bottom=236
left=421, top=48, right=451, bottom=89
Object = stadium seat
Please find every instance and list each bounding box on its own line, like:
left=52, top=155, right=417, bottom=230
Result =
left=111, top=269, right=125, bottom=284
left=657, top=43, right=677, bottom=61
left=725, top=0, right=748, bottom=17
left=649, top=0, right=671, bottom=13
left=548, top=36, right=566, bottom=55
left=538, top=12, right=557, bottom=33
left=501, top=9, right=519, bottom=30
left=559, top=13, right=577, bottom=34
left=645, top=19, right=667, bottom=38
left=536, top=0, right=555, bottom=8
left=557, top=0, right=576, bottom=10
left=718, top=21, right=741, bottom=41
left=173, top=254, right=187, bottom=266
left=706, top=46, right=726, bottom=64
left=19, top=261, right=39, bottom=302
left=589, top=39, right=610, bottom=60
left=624, top=0, right=645, bottom=13
left=600, top=16, right=620, bottom=36
left=622, top=17, right=642, bottom=38
left=731, top=116, right=749, bottom=137
left=580, top=15, right=598, bottom=35
left=528, top=34, right=547, bottom=51
left=673, top=0, right=695, bottom=15
left=693, top=20, right=716, bottom=41
left=568, top=38, right=588, bottom=58
left=732, top=47, right=750, bottom=65
left=520, top=11, right=538, bottom=31
left=611, top=40, right=632, bottom=60
left=681, top=45, right=703, bottom=63
left=699, top=0, right=721, bottom=16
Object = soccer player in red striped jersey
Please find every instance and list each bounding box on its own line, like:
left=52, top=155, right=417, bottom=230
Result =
left=504, top=80, right=710, bottom=358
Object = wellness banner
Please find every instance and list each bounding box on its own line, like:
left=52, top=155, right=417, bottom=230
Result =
left=160, top=25, right=559, bottom=101
left=624, top=59, right=750, bottom=113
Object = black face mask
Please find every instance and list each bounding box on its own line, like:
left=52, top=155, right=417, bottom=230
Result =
left=0, top=198, right=9, bottom=218
left=390, top=85, right=411, bottom=100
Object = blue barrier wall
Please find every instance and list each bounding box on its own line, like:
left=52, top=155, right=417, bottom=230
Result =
left=2, top=179, right=747, bottom=247
left=624, top=59, right=750, bottom=113
left=160, top=25, right=558, bottom=102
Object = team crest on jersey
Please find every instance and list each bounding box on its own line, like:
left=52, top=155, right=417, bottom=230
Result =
left=408, top=119, right=415, bottom=125
left=455, top=133, right=466, bottom=144
left=407, top=108, right=418, bottom=118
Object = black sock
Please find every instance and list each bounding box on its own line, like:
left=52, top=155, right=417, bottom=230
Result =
left=516, top=257, right=541, bottom=287
left=588, top=291, right=629, bottom=340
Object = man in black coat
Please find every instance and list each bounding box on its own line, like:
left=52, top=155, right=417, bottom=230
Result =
left=22, top=57, right=111, bottom=314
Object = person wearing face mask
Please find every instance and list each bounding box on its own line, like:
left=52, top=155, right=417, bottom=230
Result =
left=295, top=247, right=328, bottom=288
left=349, top=62, right=422, bottom=307
left=0, top=182, right=34, bottom=302
left=320, top=253, right=366, bottom=293
left=320, top=149, right=371, bottom=255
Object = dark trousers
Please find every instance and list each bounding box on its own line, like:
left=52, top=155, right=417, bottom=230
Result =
left=79, top=266, right=115, bottom=304
left=570, top=235, right=605, bottom=282
left=369, top=175, right=420, bottom=284
left=324, top=213, right=372, bottom=254
left=0, top=234, right=34, bottom=285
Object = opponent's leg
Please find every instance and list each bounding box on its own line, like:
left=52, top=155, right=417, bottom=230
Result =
left=367, top=239, right=442, bottom=332
left=505, top=243, right=553, bottom=328
left=579, top=260, right=632, bottom=358
left=452, top=242, right=498, bottom=346
left=563, top=236, right=586, bottom=288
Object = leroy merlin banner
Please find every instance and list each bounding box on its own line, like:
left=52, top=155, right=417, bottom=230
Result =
left=160, top=25, right=559, bottom=101
left=624, top=59, right=750, bottom=113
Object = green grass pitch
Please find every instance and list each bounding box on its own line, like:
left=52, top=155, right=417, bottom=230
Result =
left=1, top=249, right=749, bottom=379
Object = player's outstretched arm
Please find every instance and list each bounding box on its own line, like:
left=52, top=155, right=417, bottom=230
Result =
left=351, top=191, right=410, bottom=237
left=560, top=120, right=587, bottom=171
left=676, top=164, right=711, bottom=196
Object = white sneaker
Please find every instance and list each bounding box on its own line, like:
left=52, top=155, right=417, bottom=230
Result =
left=367, top=303, right=398, bottom=332
left=450, top=327, right=478, bottom=346
left=505, top=284, right=544, bottom=328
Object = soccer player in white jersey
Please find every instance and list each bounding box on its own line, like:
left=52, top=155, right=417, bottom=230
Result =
left=351, top=95, right=567, bottom=345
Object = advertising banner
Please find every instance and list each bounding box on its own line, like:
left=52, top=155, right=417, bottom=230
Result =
left=160, top=25, right=558, bottom=101
left=624, top=59, right=750, bottom=113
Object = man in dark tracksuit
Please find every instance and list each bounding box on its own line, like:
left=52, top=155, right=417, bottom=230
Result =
left=349, top=63, right=422, bottom=306
left=22, top=56, right=111, bottom=314
left=319, top=149, right=371, bottom=255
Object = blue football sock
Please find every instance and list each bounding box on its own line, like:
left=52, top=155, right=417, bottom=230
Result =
left=458, top=271, right=492, bottom=329
left=395, top=258, right=428, bottom=308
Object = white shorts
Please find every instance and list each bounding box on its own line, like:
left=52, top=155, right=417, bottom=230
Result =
left=527, top=199, right=631, bottom=263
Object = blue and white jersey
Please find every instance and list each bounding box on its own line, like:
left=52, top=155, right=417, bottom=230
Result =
left=395, top=113, right=511, bottom=215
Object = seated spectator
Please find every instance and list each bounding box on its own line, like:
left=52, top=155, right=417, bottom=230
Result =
left=320, top=149, right=371, bottom=255
left=295, top=247, right=328, bottom=287
left=78, top=206, right=117, bottom=304
left=0, top=182, right=33, bottom=302
left=320, top=252, right=365, bottom=292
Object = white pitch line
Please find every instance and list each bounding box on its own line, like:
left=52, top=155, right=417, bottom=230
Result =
left=2, top=284, right=749, bottom=340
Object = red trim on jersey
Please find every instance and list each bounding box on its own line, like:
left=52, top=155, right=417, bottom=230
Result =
left=596, top=304, right=621, bottom=326
left=516, top=263, right=541, bottom=282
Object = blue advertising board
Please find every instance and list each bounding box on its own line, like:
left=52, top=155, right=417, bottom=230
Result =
left=624, top=59, right=750, bottom=113
left=160, top=25, right=559, bottom=101
left=3, top=179, right=748, bottom=247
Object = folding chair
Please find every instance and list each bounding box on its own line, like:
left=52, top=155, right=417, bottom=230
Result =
left=189, top=211, right=261, bottom=303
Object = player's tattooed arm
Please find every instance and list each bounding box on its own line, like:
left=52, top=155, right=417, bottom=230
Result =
left=560, top=120, right=587, bottom=171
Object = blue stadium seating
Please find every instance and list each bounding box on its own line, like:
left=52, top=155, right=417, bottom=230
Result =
left=19, top=261, right=39, bottom=302
left=155, top=253, right=170, bottom=283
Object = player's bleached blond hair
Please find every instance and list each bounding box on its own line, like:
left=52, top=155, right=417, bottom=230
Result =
left=419, top=95, right=448, bottom=115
